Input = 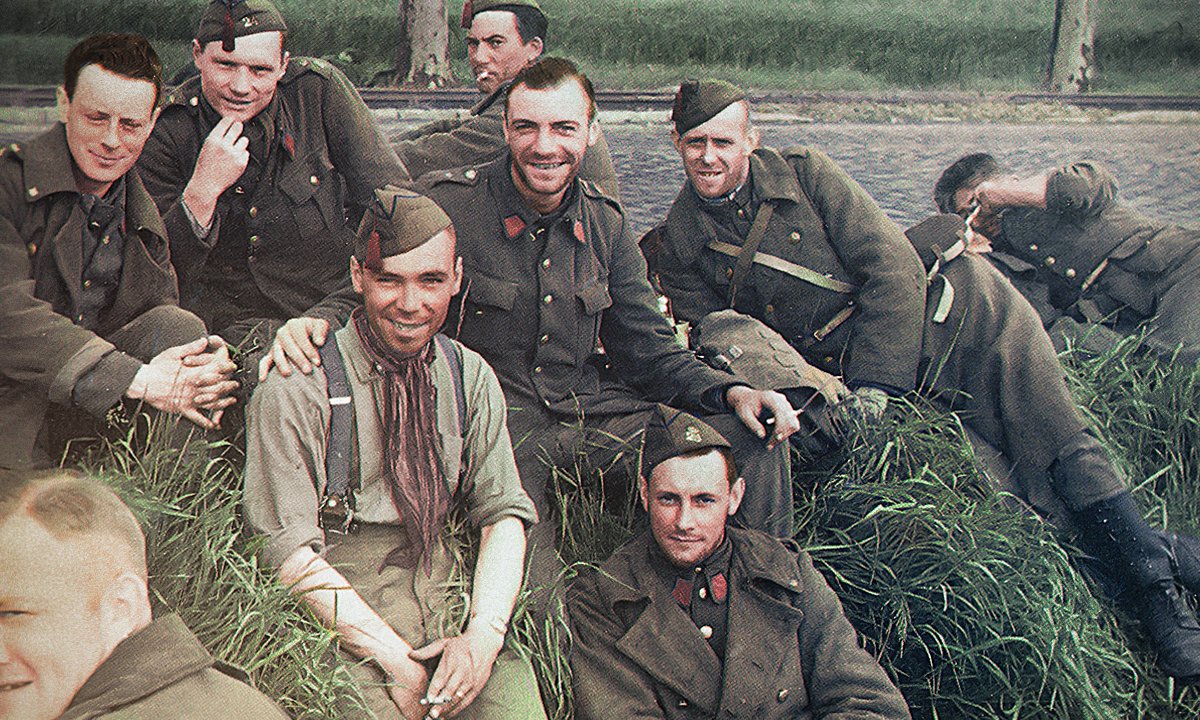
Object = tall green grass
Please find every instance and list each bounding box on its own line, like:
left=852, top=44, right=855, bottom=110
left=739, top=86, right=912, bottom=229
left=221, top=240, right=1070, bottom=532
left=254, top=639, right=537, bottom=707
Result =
left=0, top=0, right=1196, bottom=91
left=83, top=333, right=1200, bottom=719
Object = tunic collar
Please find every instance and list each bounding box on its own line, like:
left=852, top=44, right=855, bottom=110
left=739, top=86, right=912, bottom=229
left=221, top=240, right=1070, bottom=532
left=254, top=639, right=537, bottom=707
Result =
left=19, top=123, right=81, bottom=202
left=488, top=153, right=586, bottom=241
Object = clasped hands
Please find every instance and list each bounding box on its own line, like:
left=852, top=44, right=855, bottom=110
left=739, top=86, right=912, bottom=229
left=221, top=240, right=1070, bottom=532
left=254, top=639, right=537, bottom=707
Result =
left=126, top=335, right=238, bottom=429
left=382, top=626, right=505, bottom=720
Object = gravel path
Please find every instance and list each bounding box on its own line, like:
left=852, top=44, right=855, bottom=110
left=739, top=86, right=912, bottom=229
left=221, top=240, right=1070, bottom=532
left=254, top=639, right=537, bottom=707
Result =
left=598, top=120, right=1200, bottom=237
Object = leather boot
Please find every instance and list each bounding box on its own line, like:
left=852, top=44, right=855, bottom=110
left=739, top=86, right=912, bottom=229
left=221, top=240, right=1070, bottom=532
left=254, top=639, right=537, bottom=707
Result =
left=1161, top=530, right=1200, bottom=598
left=1074, top=492, right=1200, bottom=683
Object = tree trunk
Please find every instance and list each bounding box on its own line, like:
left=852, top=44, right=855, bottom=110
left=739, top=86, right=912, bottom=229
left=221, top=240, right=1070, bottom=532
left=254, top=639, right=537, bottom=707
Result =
left=394, top=0, right=453, bottom=87
left=1044, top=0, right=1099, bottom=93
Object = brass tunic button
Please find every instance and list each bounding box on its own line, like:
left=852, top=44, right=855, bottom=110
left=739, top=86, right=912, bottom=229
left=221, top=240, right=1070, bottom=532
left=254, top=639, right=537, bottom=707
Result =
left=464, top=168, right=477, bottom=180
left=27, top=186, right=38, bottom=198
left=83, top=279, right=92, bottom=289
left=700, top=625, right=713, bottom=639
left=76, top=313, right=84, bottom=322
left=542, top=258, right=551, bottom=269
left=1029, top=244, right=1038, bottom=252
left=1045, top=256, right=1056, bottom=266
left=789, top=231, right=801, bottom=243
left=234, top=186, right=245, bottom=194
left=542, top=294, right=553, bottom=305
left=725, top=267, right=734, bottom=279
left=248, top=206, right=258, bottom=219
left=27, top=242, right=36, bottom=255
left=765, top=304, right=775, bottom=313
left=1065, top=268, right=1077, bottom=278
left=540, top=334, right=550, bottom=344
left=777, top=689, right=790, bottom=702
left=534, top=366, right=543, bottom=374
left=677, top=700, right=688, bottom=708
left=189, top=96, right=199, bottom=106
left=737, top=208, right=746, bottom=218
left=309, top=175, right=320, bottom=186
left=698, top=587, right=708, bottom=599
left=250, top=234, right=260, bottom=245
left=101, top=235, right=110, bottom=245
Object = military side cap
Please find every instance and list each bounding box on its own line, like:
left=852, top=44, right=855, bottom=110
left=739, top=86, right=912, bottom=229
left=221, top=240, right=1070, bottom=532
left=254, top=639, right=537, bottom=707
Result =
left=671, top=79, right=746, bottom=135
left=641, top=405, right=731, bottom=477
left=355, top=187, right=453, bottom=269
left=461, top=0, right=543, bottom=28
left=197, top=0, right=288, bottom=52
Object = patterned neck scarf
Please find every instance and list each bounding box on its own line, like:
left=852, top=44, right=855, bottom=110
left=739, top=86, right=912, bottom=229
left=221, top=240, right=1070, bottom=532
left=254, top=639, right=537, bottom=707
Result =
left=351, top=307, right=450, bottom=572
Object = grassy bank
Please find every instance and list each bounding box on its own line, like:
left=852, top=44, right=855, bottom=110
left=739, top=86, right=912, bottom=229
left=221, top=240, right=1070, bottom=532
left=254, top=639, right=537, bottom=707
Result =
left=0, top=0, right=1196, bottom=92
left=85, top=334, right=1200, bottom=719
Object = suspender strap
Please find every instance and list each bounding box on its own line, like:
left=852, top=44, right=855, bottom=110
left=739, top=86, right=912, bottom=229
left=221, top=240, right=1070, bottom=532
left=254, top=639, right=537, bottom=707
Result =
left=931, top=275, right=955, bottom=324
left=319, top=335, right=356, bottom=533
left=726, top=202, right=775, bottom=307
left=434, top=333, right=467, bottom=437
left=708, top=237, right=858, bottom=295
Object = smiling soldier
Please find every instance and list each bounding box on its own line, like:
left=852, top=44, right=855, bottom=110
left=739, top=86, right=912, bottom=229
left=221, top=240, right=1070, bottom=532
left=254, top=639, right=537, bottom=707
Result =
left=244, top=187, right=545, bottom=720
left=392, top=0, right=619, bottom=196
left=137, top=0, right=409, bottom=390
left=420, top=58, right=800, bottom=595
left=568, top=406, right=911, bottom=720
left=0, top=33, right=237, bottom=470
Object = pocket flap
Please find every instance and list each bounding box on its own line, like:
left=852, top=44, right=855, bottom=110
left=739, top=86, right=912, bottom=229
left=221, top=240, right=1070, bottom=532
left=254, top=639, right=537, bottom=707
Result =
left=577, top=279, right=613, bottom=314
left=465, top=272, right=519, bottom=311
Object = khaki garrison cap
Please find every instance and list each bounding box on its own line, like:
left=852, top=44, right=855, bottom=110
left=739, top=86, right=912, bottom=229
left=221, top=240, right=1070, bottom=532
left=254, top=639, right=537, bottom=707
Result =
left=640, top=405, right=731, bottom=478
left=355, top=187, right=453, bottom=270
left=671, top=79, right=747, bottom=135
left=197, top=0, right=288, bottom=52
left=461, top=0, right=544, bottom=28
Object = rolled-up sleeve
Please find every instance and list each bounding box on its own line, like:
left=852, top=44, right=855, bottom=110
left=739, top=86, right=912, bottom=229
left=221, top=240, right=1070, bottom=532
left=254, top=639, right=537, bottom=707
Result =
left=243, top=368, right=330, bottom=568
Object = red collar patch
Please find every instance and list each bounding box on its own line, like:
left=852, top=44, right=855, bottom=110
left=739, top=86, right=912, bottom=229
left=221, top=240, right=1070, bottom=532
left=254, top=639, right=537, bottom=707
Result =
left=573, top=219, right=586, bottom=244
left=504, top=215, right=526, bottom=239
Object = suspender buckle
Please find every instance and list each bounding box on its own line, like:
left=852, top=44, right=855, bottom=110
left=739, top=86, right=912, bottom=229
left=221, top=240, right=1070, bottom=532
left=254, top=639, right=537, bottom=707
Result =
left=320, top=493, right=358, bottom=535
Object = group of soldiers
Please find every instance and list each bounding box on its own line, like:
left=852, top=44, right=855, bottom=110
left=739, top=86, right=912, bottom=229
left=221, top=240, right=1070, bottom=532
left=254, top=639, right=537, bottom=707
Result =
left=4, top=0, right=1200, bottom=718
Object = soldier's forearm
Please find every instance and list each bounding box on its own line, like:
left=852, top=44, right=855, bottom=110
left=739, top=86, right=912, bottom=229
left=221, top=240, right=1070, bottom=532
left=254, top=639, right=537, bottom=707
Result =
left=466, top=517, right=526, bottom=637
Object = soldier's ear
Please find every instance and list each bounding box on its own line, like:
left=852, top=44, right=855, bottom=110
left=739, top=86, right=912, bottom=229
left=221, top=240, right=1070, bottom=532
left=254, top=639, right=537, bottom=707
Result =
left=727, top=477, right=746, bottom=517
left=97, top=571, right=151, bottom=655
left=191, top=39, right=205, bottom=64
left=349, top=256, right=364, bottom=294
left=56, top=86, right=69, bottom=123
left=586, top=118, right=600, bottom=147
left=638, top=475, right=650, bottom=512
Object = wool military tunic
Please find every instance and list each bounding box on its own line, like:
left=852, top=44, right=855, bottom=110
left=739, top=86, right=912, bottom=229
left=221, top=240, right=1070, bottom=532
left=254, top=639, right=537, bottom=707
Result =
left=0, top=125, right=205, bottom=469
left=992, top=161, right=1200, bottom=359
left=658, top=146, right=927, bottom=392
left=59, top=614, right=289, bottom=720
left=392, top=80, right=621, bottom=198
left=137, top=57, right=409, bottom=337
left=569, top=528, right=911, bottom=720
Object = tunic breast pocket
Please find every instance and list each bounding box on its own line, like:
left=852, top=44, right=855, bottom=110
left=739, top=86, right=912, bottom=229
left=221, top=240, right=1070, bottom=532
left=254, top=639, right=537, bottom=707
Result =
left=460, top=272, right=520, bottom=349
left=576, top=277, right=612, bottom=360
left=278, top=151, right=343, bottom=238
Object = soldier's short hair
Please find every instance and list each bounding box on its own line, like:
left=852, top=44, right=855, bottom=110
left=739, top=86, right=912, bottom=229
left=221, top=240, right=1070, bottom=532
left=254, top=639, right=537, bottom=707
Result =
left=506, top=56, right=596, bottom=120
left=506, top=5, right=549, bottom=46
left=63, top=33, right=163, bottom=106
left=934, top=152, right=1002, bottom=214
left=0, top=469, right=148, bottom=582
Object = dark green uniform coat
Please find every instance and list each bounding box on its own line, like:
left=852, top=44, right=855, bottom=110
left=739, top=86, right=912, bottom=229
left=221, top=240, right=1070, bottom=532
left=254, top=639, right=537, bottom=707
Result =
left=658, top=146, right=927, bottom=392
left=59, top=614, right=289, bottom=720
left=912, top=228, right=1119, bottom=514
left=138, top=57, right=409, bottom=338
left=569, top=528, right=911, bottom=720
left=393, top=82, right=621, bottom=198
left=992, top=161, right=1200, bottom=360
left=421, top=156, right=792, bottom=537
left=0, top=125, right=204, bottom=469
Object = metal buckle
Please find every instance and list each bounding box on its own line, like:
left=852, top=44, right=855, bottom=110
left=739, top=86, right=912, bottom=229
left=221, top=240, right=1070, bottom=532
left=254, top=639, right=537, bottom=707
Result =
left=319, top=494, right=358, bottom=535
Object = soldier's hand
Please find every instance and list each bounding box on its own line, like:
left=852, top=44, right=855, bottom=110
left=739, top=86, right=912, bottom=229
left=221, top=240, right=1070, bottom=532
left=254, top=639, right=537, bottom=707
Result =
left=726, top=385, right=800, bottom=451
left=259, top=317, right=330, bottom=381
left=834, top=386, right=889, bottom=437
left=182, top=116, right=250, bottom=227
left=408, top=628, right=504, bottom=718
left=126, top=337, right=240, bottom=429
left=382, top=656, right=430, bottom=720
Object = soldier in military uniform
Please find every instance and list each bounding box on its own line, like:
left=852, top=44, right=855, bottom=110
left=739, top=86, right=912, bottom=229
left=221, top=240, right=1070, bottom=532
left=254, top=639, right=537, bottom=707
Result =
left=568, top=406, right=911, bottom=720
left=392, top=0, right=619, bottom=197
left=1, top=469, right=289, bottom=720
left=420, top=59, right=800, bottom=593
left=651, top=80, right=1200, bottom=682
left=137, top=0, right=410, bottom=386
left=244, top=189, right=545, bottom=720
left=935, top=153, right=1200, bottom=362
left=0, top=33, right=237, bottom=470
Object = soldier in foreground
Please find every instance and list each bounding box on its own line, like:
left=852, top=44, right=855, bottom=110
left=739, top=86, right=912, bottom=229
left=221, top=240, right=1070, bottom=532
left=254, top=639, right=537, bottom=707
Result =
left=244, top=188, right=545, bottom=720
left=568, top=407, right=911, bottom=719
left=137, top=0, right=409, bottom=387
left=0, top=33, right=236, bottom=470
left=393, top=0, right=619, bottom=196
left=420, top=59, right=800, bottom=593
left=0, top=469, right=289, bottom=720
left=648, top=79, right=1200, bottom=682
left=935, top=153, right=1200, bottom=361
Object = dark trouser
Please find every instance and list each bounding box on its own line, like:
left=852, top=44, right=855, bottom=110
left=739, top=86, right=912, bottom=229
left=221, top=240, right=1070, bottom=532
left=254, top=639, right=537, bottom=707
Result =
left=0, top=305, right=207, bottom=470
left=507, top=403, right=792, bottom=591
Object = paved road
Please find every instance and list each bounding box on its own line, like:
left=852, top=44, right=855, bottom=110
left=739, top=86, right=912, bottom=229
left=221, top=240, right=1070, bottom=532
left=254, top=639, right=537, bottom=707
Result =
left=594, top=120, right=1200, bottom=237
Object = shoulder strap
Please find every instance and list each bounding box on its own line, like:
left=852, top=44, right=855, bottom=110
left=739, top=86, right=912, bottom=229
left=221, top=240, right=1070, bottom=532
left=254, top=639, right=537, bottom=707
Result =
left=434, top=333, right=467, bottom=437
left=727, top=202, right=775, bottom=307
left=319, top=335, right=354, bottom=501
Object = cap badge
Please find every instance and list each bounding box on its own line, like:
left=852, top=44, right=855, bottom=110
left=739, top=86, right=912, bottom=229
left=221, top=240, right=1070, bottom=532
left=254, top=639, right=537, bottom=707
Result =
left=685, top=425, right=703, bottom=444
